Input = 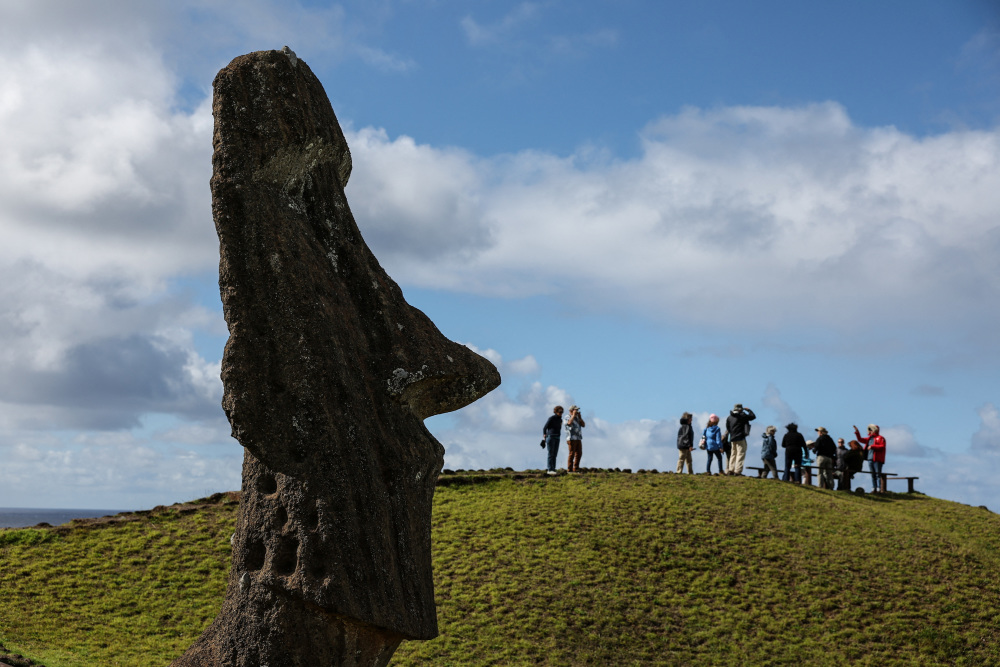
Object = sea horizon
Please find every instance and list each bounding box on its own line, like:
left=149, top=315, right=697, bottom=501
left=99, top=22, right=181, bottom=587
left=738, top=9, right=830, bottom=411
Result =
left=0, top=507, right=128, bottom=529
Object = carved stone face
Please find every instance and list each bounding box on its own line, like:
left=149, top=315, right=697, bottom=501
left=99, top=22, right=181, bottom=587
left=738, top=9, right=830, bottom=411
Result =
left=184, top=48, right=500, bottom=661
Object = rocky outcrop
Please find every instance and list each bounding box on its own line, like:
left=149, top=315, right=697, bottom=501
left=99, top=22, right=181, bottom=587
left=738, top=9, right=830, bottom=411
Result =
left=171, top=48, right=500, bottom=666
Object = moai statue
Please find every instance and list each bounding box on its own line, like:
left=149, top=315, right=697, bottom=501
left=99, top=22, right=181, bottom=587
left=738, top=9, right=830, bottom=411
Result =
left=171, top=48, right=500, bottom=667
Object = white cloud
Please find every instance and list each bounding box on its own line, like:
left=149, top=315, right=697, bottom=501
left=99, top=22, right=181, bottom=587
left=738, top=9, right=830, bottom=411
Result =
left=761, top=383, right=799, bottom=426
left=347, top=104, right=1000, bottom=343
left=461, top=3, right=541, bottom=47
left=506, top=354, right=540, bottom=375
left=0, top=74, right=214, bottom=283
left=0, top=5, right=230, bottom=438
left=879, top=424, right=935, bottom=459
left=462, top=344, right=540, bottom=378
left=0, top=432, right=241, bottom=508
left=972, top=403, right=1000, bottom=452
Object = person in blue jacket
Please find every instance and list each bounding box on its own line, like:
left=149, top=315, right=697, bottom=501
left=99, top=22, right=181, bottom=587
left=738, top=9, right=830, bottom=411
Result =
left=760, top=425, right=779, bottom=478
left=702, top=414, right=724, bottom=475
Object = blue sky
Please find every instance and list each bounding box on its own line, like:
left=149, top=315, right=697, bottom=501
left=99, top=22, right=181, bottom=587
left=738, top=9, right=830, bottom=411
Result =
left=1, top=0, right=998, bottom=510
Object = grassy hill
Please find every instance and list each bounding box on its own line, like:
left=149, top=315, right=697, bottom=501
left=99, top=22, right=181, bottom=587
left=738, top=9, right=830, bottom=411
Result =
left=1, top=471, right=998, bottom=666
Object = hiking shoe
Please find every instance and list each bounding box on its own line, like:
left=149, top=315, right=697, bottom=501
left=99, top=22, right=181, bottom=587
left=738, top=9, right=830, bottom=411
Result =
left=546, top=470, right=558, bottom=476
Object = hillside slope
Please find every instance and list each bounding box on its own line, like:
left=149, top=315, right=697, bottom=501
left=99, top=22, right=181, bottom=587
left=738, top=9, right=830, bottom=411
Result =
left=1, top=473, right=998, bottom=666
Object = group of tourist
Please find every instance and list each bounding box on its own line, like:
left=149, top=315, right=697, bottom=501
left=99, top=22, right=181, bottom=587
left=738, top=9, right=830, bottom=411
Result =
left=756, top=422, right=888, bottom=493
left=685, top=404, right=888, bottom=493
left=541, top=402, right=889, bottom=494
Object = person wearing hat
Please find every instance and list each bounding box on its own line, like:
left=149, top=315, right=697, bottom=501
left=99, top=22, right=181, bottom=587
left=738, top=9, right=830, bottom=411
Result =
left=760, top=425, right=779, bottom=478
left=854, top=423, right=887, bottom=493
left=565, top=405, right=586, bottom=473
left=724, top=403, right=756, bottom=475
left=835, top=438, right=849, bottom=490
left=811, top=427, right=838, bottom=489
left=781, top=423, right=806, bottom=482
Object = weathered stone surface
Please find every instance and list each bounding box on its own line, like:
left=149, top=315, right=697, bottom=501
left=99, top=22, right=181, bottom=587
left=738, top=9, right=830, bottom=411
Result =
left=171, top=48, right=500, bottom=666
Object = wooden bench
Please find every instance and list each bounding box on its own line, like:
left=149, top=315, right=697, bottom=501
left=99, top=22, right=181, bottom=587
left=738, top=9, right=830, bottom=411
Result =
left=745, top=464, right=830, bottom=487
left=885, top=476, right=919, bottom=493
left=746, top=466, right=917, bottom=493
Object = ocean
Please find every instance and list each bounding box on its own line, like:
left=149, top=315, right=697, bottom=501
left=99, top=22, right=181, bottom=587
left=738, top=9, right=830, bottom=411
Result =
left=0, top=507, right=125, bottom=529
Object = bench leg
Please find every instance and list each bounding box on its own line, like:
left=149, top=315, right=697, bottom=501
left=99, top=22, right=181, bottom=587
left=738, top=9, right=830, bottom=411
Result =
left=879, top=473, right=887, bottom=494
left=907, top=478, right=915, bottom=493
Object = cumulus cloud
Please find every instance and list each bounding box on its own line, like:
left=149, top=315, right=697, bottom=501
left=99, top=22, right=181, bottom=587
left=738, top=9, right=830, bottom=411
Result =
left=972, top=403, right=1000, bottom=452
left=879, top=424, right=936, bottom=459
left=0, top=4, right=231, bottom=448
left=347, top=103, right=1000, bottom=342
left=761, top=383, right=799, bottom=426
left=462, top=344, right=540, bottom=379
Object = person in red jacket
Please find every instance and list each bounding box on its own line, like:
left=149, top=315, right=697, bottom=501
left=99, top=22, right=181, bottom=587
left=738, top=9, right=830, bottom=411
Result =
left=854, top=423, right=886, bottom=493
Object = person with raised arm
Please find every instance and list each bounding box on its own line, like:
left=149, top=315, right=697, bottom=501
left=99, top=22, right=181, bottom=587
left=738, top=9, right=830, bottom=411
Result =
left=724, top=403, right=756, bottom=475
left=854, top=423, right=887, bottom=493
left=565, top=405, right=586, bottom=473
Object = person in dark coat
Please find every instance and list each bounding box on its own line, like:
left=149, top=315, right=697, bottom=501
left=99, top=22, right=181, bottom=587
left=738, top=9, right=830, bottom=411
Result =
left=724, top=403, right=756, bottom=475
left=676, top=412, right=695, bottom=474
left=812, top=427, right=838, bottom=489
left=781, top=423, right=806, bottom=483
left=542, top=406, right=564, bottom=475
left=840, top=440, right=865, bottom=491
left=835, top=438, right=849, bottom=490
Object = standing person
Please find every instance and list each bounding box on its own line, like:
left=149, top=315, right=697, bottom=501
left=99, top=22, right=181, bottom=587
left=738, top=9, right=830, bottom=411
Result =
left=542, top=406, right=564, bottom=476
left=676, top=412, right=695, bottom=474
left=854, top=423, right=887, bottom=493
left=835, top=438, right=849, bottom=490
left=760, top=426, right=779, bottom=478
left=703, top=414, right=724, bottom=475
left=725, top=403, right=756, bottom=475
left=812, top=427, right=838, bottom=489
left=781, top=423, right=806, bottom=482
left=565, top=405, right=586, bottom=473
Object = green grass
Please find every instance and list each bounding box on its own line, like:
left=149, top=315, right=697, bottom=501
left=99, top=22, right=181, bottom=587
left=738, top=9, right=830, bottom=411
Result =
left=2, top=474, right=999, bottom=666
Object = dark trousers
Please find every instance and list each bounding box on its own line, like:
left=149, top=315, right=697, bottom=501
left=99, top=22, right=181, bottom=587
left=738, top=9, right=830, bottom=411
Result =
left=706, top=450, right=723, bottom=473
left=837, top=470, right=854, bottom=491
left=545, top=434, right=560, bottom=471
left=783, top=453, right=802, bottom=482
